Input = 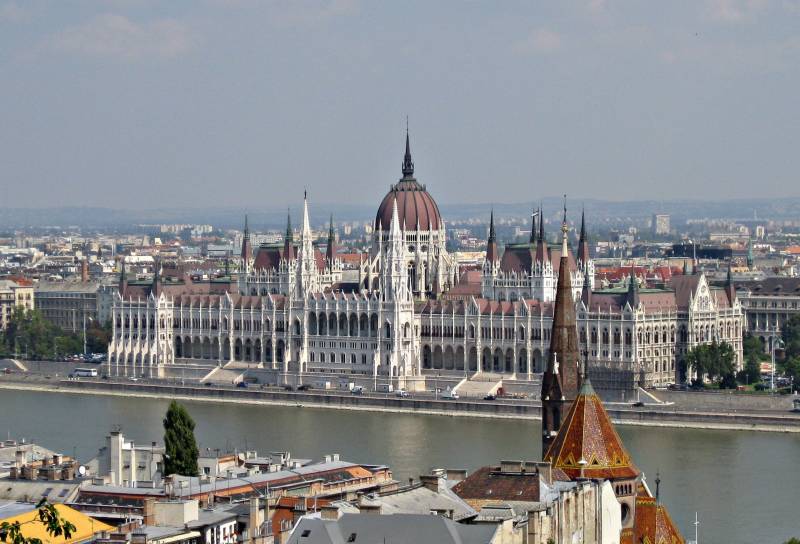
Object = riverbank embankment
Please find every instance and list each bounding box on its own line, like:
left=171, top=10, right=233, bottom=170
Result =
left=1, top=378, right=799, bottom=433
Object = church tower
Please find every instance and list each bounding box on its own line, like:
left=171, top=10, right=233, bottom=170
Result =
left=540, top=202, right=582, bottom=457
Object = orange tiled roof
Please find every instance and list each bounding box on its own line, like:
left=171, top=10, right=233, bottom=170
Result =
left=620, top=494, right=685, bottom=544
left=543, top=378, right=640, bottom=480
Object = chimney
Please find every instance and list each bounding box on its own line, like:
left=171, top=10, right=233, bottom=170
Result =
left=320, top=506, right=341, bottom=520
left=419, top=475, right=443, bottom=493
left=536, top=462, right=553, bottom=486
left=53, top=454, right=63, bottom=465
left=248, top=498, right=263, bottom=542
left=445, top=469, right=467, bottom=483
left=81, top=259, right=89, bottom=282
left=15, top=449, right=25, bottom=468
left=142, top=498, right=156, bottom=526
left=500, top=460, right=523, bottom=473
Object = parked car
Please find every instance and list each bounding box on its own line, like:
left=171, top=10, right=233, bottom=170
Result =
left=442, top=389, right=459, bottom=400
left=236, top=381, right=249, bottom=388
left=632, top=401, right=645, bottom=408
left=351, top=385, right=364, bottom=395
left=483, top=394, right=496, bottom=401
left=395, top=389, right=410, bottom=398
left=284, top=385, right=295, bottom=391
left=298, top=384, right=312, bottom=391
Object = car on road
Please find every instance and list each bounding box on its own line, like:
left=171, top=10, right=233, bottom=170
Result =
left=483, top=394, right=496, bottom=401
left=298, top=384, right=312, bottom=391
left=442, top=389, right=459, bottom=400
left=236, top=381, right=249, bottom=388
left=395, top=389, right=410, bottom=398
left=284, top=385, right=295, bottom=391
left=351, top=385, right=364, bottom=395
left=632, top=401, right=645, bottom=408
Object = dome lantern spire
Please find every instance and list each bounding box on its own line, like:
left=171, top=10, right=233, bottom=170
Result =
left=402, top=123, right=414, bottom=178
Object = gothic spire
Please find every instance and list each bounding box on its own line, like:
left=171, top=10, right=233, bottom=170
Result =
left=240, top=214, right=252, bottom=264
left=326, top=215, right=336, bottom=267
left=577, top=207, right=590, bottom=265
left=402, top=127, right=414, bottom=178
left=529, top=208, right=537, bottom=245
left=486, top=209, right=499, bottom=264
left=284, top=208, right=295, bottom=261
left=535, top=206, right=549, bottom=264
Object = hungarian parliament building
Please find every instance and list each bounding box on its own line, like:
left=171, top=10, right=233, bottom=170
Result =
left=107, top=134, right=744, bottom=391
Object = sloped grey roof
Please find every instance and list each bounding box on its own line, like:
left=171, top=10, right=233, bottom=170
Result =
left=286, top=513, right=498, bottom=544
left=363, top=483, right=477, bottom=521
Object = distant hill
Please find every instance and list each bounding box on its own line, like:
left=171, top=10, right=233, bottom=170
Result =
left=1, top=197, right=798, bottom=231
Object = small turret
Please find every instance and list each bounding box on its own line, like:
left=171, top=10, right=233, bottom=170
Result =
left=627, top=272, right=640, bottom=309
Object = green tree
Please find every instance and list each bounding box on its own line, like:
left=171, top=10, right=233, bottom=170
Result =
left=85, top=320, right=112, bottom=353
left=0, top=498, right=76, bottom=544
left=783, top=538, right=800, bottom=544
left=684, top=341, right=735, bottom=386
left=743, top=334, right=765, bottom=362
left=163, top=401, right=199, bottom=477
left=737, top=357, right=761, bottom=386
left=782, top=315, right=800, bottom=359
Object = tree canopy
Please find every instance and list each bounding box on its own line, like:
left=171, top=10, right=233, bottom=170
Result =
left=163, top=401, right=199, bottom=477
left=0, top=308, right=111, bottom=359
left=780, top=315, right=800, bottom=392
left=683, top=341, right=736, bottom=387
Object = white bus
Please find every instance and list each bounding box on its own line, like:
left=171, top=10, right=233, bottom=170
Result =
left=74, top=368, right=98, bottom=378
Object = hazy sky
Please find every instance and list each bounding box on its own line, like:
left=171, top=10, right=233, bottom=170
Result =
left=1, top=1, right=799, bottom=210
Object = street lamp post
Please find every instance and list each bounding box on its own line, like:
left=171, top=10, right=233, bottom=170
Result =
left=770, top=329, right=784, bottom=393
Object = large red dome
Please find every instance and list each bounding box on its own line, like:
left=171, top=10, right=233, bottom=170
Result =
left=375, top=179, right=442, bottom=232
left=375, top=132, right=443, bottom=232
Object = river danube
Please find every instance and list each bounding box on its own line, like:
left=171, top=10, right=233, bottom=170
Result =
left=1, top=389, right=798, bottom=542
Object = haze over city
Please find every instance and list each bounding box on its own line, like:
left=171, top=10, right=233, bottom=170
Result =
left=2, top=0, right=800, bottom=209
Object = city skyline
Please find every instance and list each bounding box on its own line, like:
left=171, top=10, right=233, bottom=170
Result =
left=2, top=1, right=800, bottom=208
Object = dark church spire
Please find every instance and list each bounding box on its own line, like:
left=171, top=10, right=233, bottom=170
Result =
left=402, top=125, right=414, bottom=178
left=541, top=203, right=581, bottom=457
left=529, top=208, right=537, bottom=245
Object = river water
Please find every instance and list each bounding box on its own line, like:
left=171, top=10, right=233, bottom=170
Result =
left=1, top=389, right=798, bottom=542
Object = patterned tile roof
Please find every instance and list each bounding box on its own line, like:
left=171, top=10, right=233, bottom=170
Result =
left=620, top=493, right=685, bottom=544
left=543, top=379, right=640, bottom=481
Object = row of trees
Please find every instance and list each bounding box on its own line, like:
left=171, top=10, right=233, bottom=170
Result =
left=0, top=308, right=111, bottom=360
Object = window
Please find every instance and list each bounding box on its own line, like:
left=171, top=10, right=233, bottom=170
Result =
left=301, top=530, right=311, bottom=538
